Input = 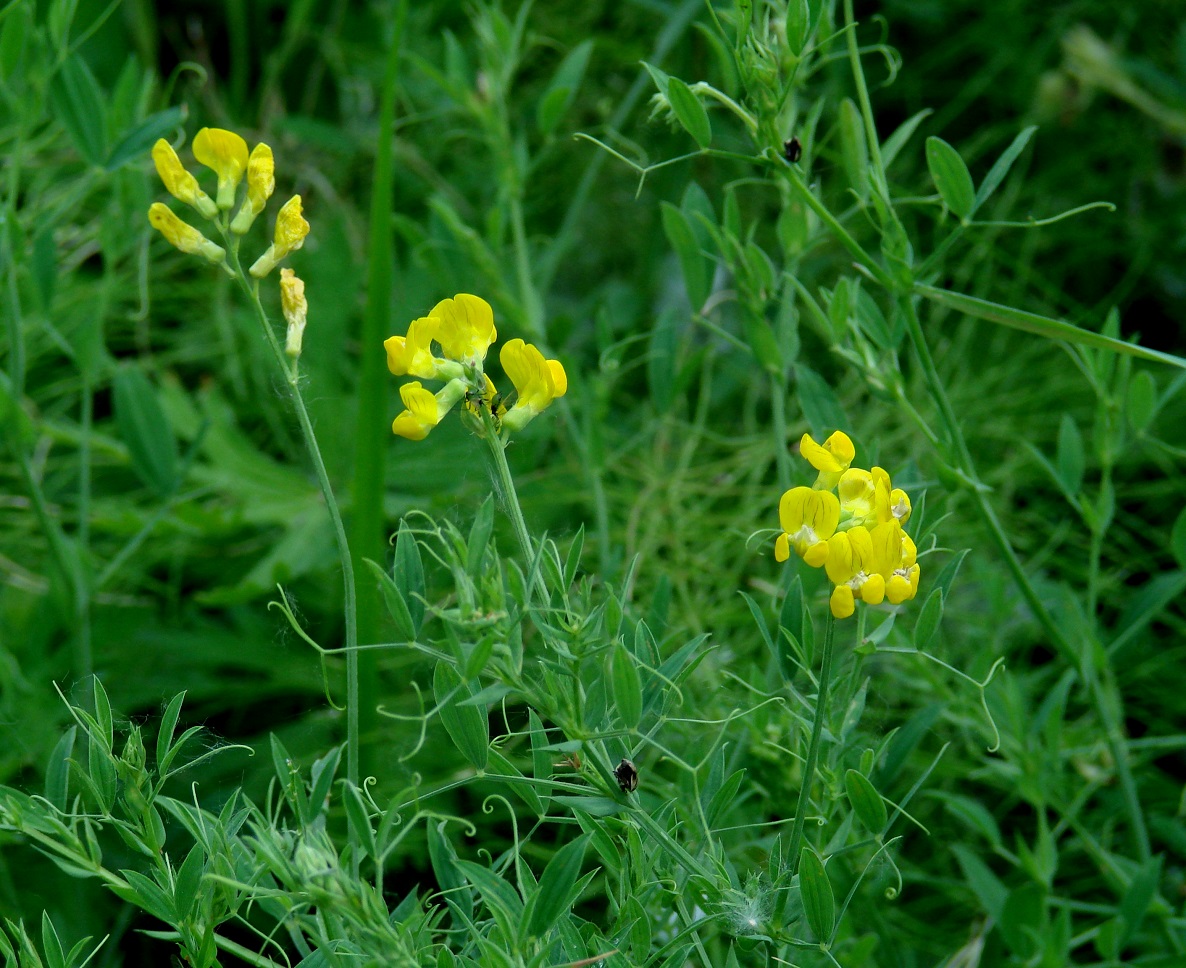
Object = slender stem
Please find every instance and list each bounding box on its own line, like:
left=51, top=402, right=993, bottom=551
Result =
left=481, top=414, right=546, bottom=605
left=226, top=248, right=361, bottom=809
left=773, top=609, right=836, bottom=927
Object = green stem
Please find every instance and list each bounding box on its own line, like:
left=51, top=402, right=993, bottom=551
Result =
left=481, top=414, right=545, bottom=604
left=774, top=609, right=836, bottom=927
left=226, top=249, right=361, bottom=805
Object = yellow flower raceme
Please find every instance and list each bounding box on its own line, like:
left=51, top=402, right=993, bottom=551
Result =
left=151, top=139, right=218, bottom=218
left=800, top=431, right=855, bottom=490
left=249, top=196, right=310, bottom=278
left=147, top=203, right=227, bottom=267
left=280, top=268, right=307, bottom=358
left=231, top=143, right=276, bottom=235
left=431, top=294, right=498, bottom=366
left=499, top=338, right=568, bottom=432
left=775, top=486, right=840, bottom=567
left=391, top=379, right=467, bottom=440
left=192, top=127, right=249, bottom=210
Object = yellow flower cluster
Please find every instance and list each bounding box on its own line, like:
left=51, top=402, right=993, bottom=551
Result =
left=147, top=127, right=309, bottom=279
left=775, top=431, right=920, bottom=619
left=384, top=294, right=566, bottom=440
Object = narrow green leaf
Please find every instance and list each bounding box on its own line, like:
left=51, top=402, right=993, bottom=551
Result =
left=1118, top=855, right=1163, bottom=948
left=529, top=710, right=552, bottom=803
left=155, top=693, right=185, bottom=776
left=882, top=108, right=933, bottom=170
left=1056, top=414, right=1085, bottom=495
left=951, top=843, right=1007, bottom=920
left=838, top=98, right=868, bottom=198
left=45, top=726, right=76, bottom=810
left=998, top=883, right=1045, bottom=958
left=173, top=843, right=205, bottom=922
left=40, top=912, right=65, bottom=968
left=113, top=366, right=179, bottom=497
left=366, top=558, right=415, bottom=640
left=307, top=746, right=342, bottom=820
left=661, top=202, right=708, bottom=309
left=926, top=136, right=976, bottom=219
left=795, top=364, right=848, bottom=436
left=393, top=518, right=426, bottom=634
left=563, top=526, right=584, bottom=588
left=48, top=55, right=107, bottom=165
left=666, top=76, right=711, bottom=148
left=1126, top=370, right=1157, bottom=431
left=433, top=662, right=489, bottom=771
left=1171, top=509, right=1186, bottom=569
left=798, top=848, right=835, bottom=943
left=105, top=105, right=186, bottom=171
left=342, top=780, right=378, bottom=860
left=913, top=588, right=944, bottom=650
left=524, top=835, right=589, bottom=937
left=784, top=0, right=810, bottom=53
left=92, top=678, right=113, bottom=752
left=467, top=495, right=495, bottom=578
left=536, top=39, right=593, bottom=135
left=917, top=285, right=1186, bottom=370
left=844, top=769, right=888, bottom=833
left=972, top=125, right=1037, bottom=215
left=611, top=643, right=643, bottom=730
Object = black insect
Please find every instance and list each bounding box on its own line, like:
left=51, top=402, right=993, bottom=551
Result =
left=614, top=758, right=639, bottom=794
left=783, top=137, right=802, bottom=163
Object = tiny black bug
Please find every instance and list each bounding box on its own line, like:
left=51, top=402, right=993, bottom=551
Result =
left=614, top=758, right=639, bottom=793
left=783, top=137, right=802, bottom=163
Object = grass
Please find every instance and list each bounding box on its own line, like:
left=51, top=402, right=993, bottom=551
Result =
left=1, top=0, right=1185, bottom=965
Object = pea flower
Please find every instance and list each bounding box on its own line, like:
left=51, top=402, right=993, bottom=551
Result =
left=231, top=143, right=276, bottom=235
left=249, top=195, right=310, bottom=278
left=147, top=203, right=228, bottom=267
left=280, top=268, right=307, bottom=358
left=431, top=294, right=498, bottom=368
left=384, top=315, right=462, bottom=382
left=800, top=431, right=855, bottom=490
left=499, top=338, right=568, bottom=432
left=151, top=140, right=218, bottom=218
left=774, top=486, right=840, bottom=567
left=391, top=379, right=468, bottom=440
left=192, top=127, right=249, bottom=211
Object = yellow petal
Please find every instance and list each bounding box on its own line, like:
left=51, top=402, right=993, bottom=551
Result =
left=151, top=139, right=217, bottom=218
left=802, top=540, right=829, bottom=568
left=280, top=268, right=307, bottom=358
left=547, top=359, right=568, bottom=397
left=230, top=142, right=275, bottom=234
left=147, top=203, right=226, bottom=265
left=433, top=293, right=497, bottom=363
left=860, top=574, right=886, bottom=606
left=830, top=584, right=855, bottom=619
left=192, top=127, right=249, bottom=209
left=824, top=531, right=857, bottom=585
left=774, top=533, right=790, bottom=562
left=273, top=195, right=309, bottom=258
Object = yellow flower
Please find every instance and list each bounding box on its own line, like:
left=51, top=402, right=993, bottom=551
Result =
left=151, top=139, right=217, bottom=218
left=249, top=195, right=310, bottom=278
left=280, top=268, right=307, bottom=358
left=230, top=143, right=275, bottom=235
left=192, top=127, right=249, bottom=210
left=384, top=315, right=462, bottom=382
left=499, top=338, right=568, bottom=432
left=775, top=486, right=840, bottom=567
left=800, top=431, right=855, bottom=490
left=391, top=379, right=467, bottom=440
left=838, top=468, right=877, bottom=524
left=431, top=294, right=498, bottom=366
left=147, top=202, right=227, bottom=267
left=824, top=526, right=883, bottom=617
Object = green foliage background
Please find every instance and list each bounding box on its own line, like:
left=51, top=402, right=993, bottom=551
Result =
left=1, top=0, right=1185, bottom=965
